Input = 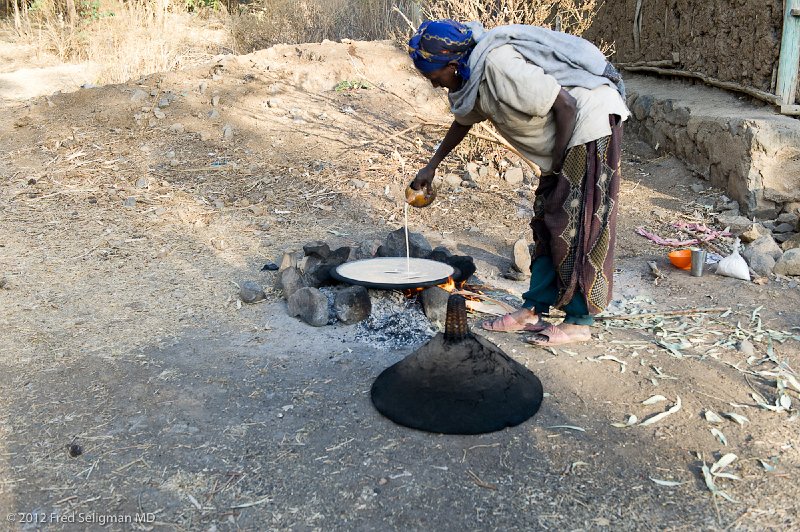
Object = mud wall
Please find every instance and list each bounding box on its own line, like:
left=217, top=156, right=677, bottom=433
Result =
left=584, top=0, right=794, bottom=100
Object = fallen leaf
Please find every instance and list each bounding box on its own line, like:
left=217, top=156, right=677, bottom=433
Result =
left=711, top=428, right=728, bottom=446
left=611, top=414, right=638, bottom=428
left=546, top=425, right=586, bottom=432
left=588, top=355, right=627, bottom=372
left=710, top=453, right=737, bottom=474
left=705, top=411, right=724, bottom=423
left=650, top=478, right=686, bottom=487
left=759, top=459, right=776, bottom=472
left=722, top=412, right=749, bottom=425
left=640, top=396, right=682, bottom=426
left=642, top=395, right=667, bottom=405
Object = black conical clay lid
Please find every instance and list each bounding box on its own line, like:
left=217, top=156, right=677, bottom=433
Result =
left=370, top=295, right=543, bottom=435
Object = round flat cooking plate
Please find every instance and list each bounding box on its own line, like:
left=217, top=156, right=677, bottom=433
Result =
left=332, top=258, right=454, bottom=290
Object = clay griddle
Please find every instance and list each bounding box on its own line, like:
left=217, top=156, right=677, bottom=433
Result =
left=332, top=257, right=454, bottom=290
left=371, top=295, right=544, bottom=434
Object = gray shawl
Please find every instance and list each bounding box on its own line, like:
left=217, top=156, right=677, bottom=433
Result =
left=449, top=22, right=625, bottom=118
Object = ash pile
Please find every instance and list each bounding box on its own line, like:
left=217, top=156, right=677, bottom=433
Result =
left=269, top=228, right=476, bottom=345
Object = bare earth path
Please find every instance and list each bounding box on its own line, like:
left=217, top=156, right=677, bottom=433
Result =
left=0, top=40, right=798, bottom=530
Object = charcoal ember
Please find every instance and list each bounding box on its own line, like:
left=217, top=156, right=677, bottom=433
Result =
left=334, top=285, right=371, bottom=324
left=371, top=295, right=543, bottom=434
left=354, top=290, right=434, bottom=347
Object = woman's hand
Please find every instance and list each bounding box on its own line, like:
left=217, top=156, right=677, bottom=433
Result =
left=411, top=165, right=436, bottom=191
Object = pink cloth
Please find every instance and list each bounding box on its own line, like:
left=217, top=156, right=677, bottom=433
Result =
left=636, top=223, right=731, bottom=247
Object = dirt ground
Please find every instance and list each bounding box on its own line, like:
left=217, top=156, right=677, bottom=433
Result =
left=1, top=38, right=799, bottom=531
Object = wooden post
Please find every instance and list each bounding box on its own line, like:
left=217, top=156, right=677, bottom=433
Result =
left=776, top=0, right=800, bottom=105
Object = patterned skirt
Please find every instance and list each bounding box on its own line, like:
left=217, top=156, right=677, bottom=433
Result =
left=530, top=115, right=623, bottom=315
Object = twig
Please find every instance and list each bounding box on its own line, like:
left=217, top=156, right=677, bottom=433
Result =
left=596, top=307, right=730, bottom=320
left=230, top=495, right=272, bottom=509
left=353, top=124, right=422, bottom=149
left=467, top=470, right=497, bottom=490
left=391, top=6, right=415, bottom=32
left=476, top=122, right=542, bottom=177
left=619, top=65, right=780, bottom=106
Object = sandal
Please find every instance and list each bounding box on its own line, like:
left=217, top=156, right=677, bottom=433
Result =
left=524, top=324, right=591, bottom=346
left=481, top=311, right=547, bottom=333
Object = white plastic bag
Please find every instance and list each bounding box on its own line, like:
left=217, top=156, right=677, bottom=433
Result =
left=715, top=238, right=750, bottom=281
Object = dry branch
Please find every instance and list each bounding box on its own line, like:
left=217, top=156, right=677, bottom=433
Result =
left=620, top=66, right=780, bottom=106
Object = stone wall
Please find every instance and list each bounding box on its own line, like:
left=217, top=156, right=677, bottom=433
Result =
left=584, top=0, right=797, bottom=101
left=625, top=74, right=800, bottom=217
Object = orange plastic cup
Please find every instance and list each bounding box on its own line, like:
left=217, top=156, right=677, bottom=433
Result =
left=668, top=249, right=692, bottom=270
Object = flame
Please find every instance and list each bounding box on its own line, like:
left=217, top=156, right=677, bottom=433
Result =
left=438, top=277, right=456, bottom=292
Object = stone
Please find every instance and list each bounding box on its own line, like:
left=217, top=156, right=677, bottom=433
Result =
left=737, top=339, right=755, bottom=357
left=348, top=179, right=367, bottom=189
left=135, top=177, right=149, bottom=189
left=513, top=238, right=531, bottom=273
left=261, top=262, right=279, bottom=271
left=743, top=234, right=783, bottom=263
left=465, top=161, right=481, bottom=182
left=774, top=248, right=800, bottom=276
left=333, top=286, right=371, bottom=324
left=239, top=280, right=266, bottom=303
left=747, top=253, right=776, bottom=277
left=123, top=197, right=136, bottom=207
left=199, top=81, right=207, bottom=95
left=444, top=173, right=462, bottom=187
left=304, top=246, right=351, bottom=286
left=445, top=255, right=476, bottom=284
left=169, top=123, right=185, bottom=134
left=772, top=222, right=795, bottom=234
left=303, top=241, right=330, bottom=259
left=153, top=108, right=166, bottom=120
left=222, top=124, right=234, bottom=140
left=783, top=202, right=800, bottom=215
left=780, top=233, right=800, bottom=251
left=207, top=109, right=220, bottom=119
left=419, top=286, right=450, bottom=328
left=356, top=239, right=382, bottom=259
left=158, top=97, right=171, bottom=108
left=774, top=232, right=793, bottom=243
left=740, top=223, right=768, bottom=243
left=777, top=212, right=799, bottom=226
left=717, top=214, right=756, bottom=235
left=427, top=246, right=452, bottom=264
left=275, top=267, right=306, bottom=299
left=211, top=95, right=220, bottom=107
left=287, top=287, right=329, bottom=327
left=690, top=183, right=705, bottom=193
left=279, top=249, right=303, bottom=271
left=504, top=167, right=524, bottom=185
left=379, top=228, right=432, bottom=258
left=130, top=89, right=148, bottom=102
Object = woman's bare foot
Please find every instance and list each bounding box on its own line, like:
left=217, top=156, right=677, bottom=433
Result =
left=481, top=308, right=547, bottom=332
left=524, top=323, right=592, bottom=346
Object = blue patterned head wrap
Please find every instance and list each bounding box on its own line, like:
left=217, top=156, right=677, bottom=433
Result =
left=408, top=20, right=475, bottom=80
